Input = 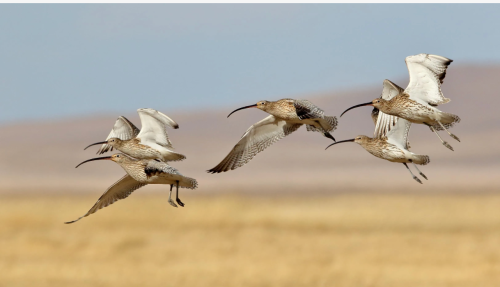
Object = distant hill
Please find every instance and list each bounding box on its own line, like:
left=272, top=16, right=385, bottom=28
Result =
left=1, top=65, right=498, bottom=195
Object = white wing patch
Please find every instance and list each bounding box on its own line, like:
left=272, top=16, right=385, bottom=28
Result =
left=374, top=111, right=397, bottom=139
left=136, top=108, right=179, bottom=149
left=97, top=116, right=140, bottom=154
left=386, top=118, right=411, bottom=150
left=381, top=79, right=405, bottom=100
left=404, top=54, right=453, bottom=106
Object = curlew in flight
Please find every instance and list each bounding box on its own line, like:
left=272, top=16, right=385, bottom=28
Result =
left=208, top=98, right=338, bottom=173
left=341, top=54, right=460, bottom=151
left=327, top=83, right=429, bottom=184
left=84, top=108, right=186, bottom=162
left=65, top=153, right=197, bottom=224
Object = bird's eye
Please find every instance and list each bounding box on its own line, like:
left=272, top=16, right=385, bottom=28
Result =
left=116, top=155, right=120, bottom=157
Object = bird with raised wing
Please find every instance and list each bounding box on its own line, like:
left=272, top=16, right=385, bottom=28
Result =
left=327, top=83, right=430, bottom=184
left=208, top=98, right=337, bottom=173
left=340, top=54, right=460, bottom=151
left=65, top=153, right=197, bottom=224
left=84, top=108, right=186, bottom=162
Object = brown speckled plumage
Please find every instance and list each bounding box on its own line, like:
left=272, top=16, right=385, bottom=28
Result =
left=342, top=54, right=461, bottom=151
left=208, top=98, right=337, bottom=173
left=66, top=153, right=197, bottom=224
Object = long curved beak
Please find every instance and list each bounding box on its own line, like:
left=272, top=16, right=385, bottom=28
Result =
left=84, top=141, right=108, bottom=150
left=340, top=102, right=374, bottom=117
left=76, top=156, right=112, bottom=168
left=325, top=139, right=355, bottom=150
left=227, top=104, right=258, bottom=118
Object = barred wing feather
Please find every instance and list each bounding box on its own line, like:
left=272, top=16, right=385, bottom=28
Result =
left=65, top=175, right=146, bottom=224
left=207, top=115, right=302, bottom=173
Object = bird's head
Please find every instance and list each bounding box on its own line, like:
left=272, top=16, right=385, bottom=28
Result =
left=256, top=100, right=269, bottom=110
left=353, top=135, right=371, bottom=145
left=370, top=98, right=388, bottom=109
left=109, top=153, right=128, bottom=163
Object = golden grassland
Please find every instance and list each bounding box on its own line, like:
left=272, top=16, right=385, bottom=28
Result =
left=1, top=192, right=500, bottom=287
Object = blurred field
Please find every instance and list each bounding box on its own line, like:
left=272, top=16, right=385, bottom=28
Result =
left=1, top=193, right=500, bottom=287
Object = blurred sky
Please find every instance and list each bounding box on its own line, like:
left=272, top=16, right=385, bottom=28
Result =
left=1, top=4, right=499, bottom=124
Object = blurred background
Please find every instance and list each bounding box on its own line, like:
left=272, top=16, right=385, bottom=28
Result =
left=1, top=4, right=500, bottom=287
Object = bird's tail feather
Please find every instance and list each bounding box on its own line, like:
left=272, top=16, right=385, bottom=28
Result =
left=430, top=112, right=460, bottom=131
left=180, top=177, right=198, bottom=189
left=306, top=116, right=338, bottom=133
left=164, top=151, right=187, bottom=162
left=412, top=155, right=430, bottom=165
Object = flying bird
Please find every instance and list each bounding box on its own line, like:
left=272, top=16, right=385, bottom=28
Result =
left=66, top=153, right=197, bottom=224
left=340, top=54, right=460, bottom=151
left=327, top=84, right=429, bottom=184
left=208, top=98, right=337, bottom=173
left=84, top=108, right=186, bottom=162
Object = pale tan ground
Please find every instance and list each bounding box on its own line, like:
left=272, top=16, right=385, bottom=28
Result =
left=1, top=193, right=500, bottom=287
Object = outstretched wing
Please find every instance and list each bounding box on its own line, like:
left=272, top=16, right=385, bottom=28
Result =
left=380, top=79, right=404, bottom=100
left=294, top=99, right=325, bottom=120
left=136, top=108, right=179, bottom=149
left=386, top=117, right=412, bottom=150
left=374, top=111, right=398, bottom=139
left=65, top=175, right=146, bottom=224
left=404, top=54, right=453, bottom=105
left=207, top=115, right=302, bottom=173
left=97, top=116, right=140, bottom=154
left=374, top=109, right=412, bottom=150
left=373, top=80, right=406, bottom=138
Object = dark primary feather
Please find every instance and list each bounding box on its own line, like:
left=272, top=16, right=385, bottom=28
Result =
left=293, top=100, right=325, bottom=120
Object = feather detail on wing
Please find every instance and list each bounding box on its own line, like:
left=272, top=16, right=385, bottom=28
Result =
left=145, top=160, right=180, bottom=178
left=404, top=54, right=453, bottom=105
left=136, top=108, right=179, bottom=149
left=145, top=161, right=198, bottom=189
left=65, top=175, right=146, bottom=224
left=207, top=115, right=302, bottom=173
left=97, top=116, right=140, bottom=154
left=374, top=110, right=411, bottom=150
left=381, top=79, right=405, bottom=100
left=293, top=99, right=325, bottom=120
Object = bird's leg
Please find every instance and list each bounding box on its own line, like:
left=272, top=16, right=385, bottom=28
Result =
left=175, top=180, right=184, bottom=207
left=411, top=161, right=428, bottom=180
left=428, top=125, right=453, bottom=151
left=437, top=121, right=460, bottom=142
left=403, top=163, right=422, bottom=184
left=168, top=185, right=178, bottom=208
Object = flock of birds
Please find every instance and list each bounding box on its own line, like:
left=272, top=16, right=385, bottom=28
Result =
left=66, top=53, right=461, bottom=224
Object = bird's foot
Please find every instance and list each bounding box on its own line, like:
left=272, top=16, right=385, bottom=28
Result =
left=443, top=141, right=454, bottom=151
left=176, top=198, right=185, bottom=207
left=413, top=176, right=423, bottom=184
left=450, top=134, right=460, bottom=142
left=168, top=199, right=178, bottom=208
left=324, top=132, right=336, bottom=142
left=419, top=172, right=428, bottom=180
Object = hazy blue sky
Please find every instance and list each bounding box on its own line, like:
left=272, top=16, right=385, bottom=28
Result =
left=1, top=4, right=499, bottom=123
